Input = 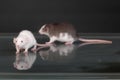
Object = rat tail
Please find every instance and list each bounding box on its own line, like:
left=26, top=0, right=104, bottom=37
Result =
left=78, top=38, right=112, bottom=44
left=36, top=43, right=46, bottom=47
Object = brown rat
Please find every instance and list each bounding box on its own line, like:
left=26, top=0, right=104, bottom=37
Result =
left=39, top=22, right=112, bottom=45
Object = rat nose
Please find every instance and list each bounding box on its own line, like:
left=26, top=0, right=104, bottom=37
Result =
left=16, top=45, right=19, bottom=48
left=21, top=66, right=23, bottom=68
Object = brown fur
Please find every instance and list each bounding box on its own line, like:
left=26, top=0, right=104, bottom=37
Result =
left=40, top=22, right=112, bottom=44
left=44, top=22, right=77, bottom=38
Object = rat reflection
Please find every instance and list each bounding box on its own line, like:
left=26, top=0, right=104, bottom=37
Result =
left=38, top=44, right=75, bottom=61
left=50, top=44, right=75, bottom=56
left=38, top=42, right=91, bottom=61
left=13, top=52, right=36, bottom=70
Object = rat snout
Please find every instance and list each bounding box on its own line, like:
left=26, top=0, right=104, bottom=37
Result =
left=16, top=44, right=20, bottom=48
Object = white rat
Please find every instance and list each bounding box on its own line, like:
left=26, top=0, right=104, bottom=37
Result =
left=39, top=22, right=112, bottom=45
left=13, top=30, right=45, bottom=54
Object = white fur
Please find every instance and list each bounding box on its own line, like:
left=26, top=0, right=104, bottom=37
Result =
left=58, top=33, right=74, bottom=42
left=49, top=36, right=57, bottom=43
left=14, top=30, right=37, bottom=53
left=49, top=33, right=74, bottom=43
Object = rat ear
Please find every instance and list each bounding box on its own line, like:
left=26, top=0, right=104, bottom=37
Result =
left=44, top=27, right=48, bottom=32
left=43, top=26, right=48, bottom=32
left=13, top=37, right=16, bottom=43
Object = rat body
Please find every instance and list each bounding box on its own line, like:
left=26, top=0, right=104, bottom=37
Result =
left=39, top=22, right=112, bottom=45
left=13, top=30, right=44, bottom=54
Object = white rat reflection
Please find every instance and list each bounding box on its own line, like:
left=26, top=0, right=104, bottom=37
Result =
left=13, top=52, right=36, bottom=70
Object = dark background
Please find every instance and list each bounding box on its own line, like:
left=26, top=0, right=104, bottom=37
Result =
left=0, top=0, right=120, bottom=33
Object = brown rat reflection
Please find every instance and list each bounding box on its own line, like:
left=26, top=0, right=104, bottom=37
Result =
left=38, top=42, right=92, bottom=61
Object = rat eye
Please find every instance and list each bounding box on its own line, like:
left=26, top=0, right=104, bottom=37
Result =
left=21, top=41, right=23, bottom=43
left=43, top=27, right=47, bottom=32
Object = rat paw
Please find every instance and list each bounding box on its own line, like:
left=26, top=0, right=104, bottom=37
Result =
left=31, top=48, right=36, bottom=51
left=23, top=51, right=28, bottom=56
left=16, top=51, right=20, bottom=54
left=31, top=48, right=37, bottom=53
left=65, top=42, right=73, bottom=45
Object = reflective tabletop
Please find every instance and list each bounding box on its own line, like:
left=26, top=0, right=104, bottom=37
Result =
left=0, top=33, right=119, bottom=79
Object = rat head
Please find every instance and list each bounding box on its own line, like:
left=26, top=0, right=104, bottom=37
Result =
left=39, top=24, right=50, bottom=36
left=13, top=61, right=29, bottom=70
left=13, top=37, right=28, bottom=48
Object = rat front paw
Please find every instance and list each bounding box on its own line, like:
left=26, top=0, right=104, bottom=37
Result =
left=23, top=51, right=28, bottom=56
left=31, top=48, right=36, bottom=51
left=16, top=51, right=20, bottom=54
left=65, top=41, right=73, bottom=45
